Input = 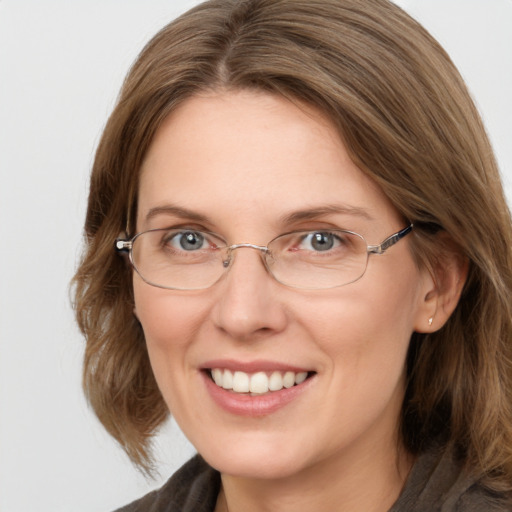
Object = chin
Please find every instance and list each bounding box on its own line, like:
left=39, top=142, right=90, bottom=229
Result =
left=192, top=428, right=317, bottom=480
left=206, top=451, right=305, bottom=480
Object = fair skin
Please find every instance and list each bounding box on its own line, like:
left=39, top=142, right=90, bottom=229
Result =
left=133, top=90, right=460, bottom=512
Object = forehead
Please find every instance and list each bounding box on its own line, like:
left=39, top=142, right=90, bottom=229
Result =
left=137, top=90, right=400, bottom=236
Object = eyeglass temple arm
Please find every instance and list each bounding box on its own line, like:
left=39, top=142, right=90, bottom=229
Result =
left=367, top=224, right=413, bottom=255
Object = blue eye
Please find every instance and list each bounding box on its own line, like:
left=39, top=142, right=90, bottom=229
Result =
left=301, top=232, right=340, bottom=251
left=167, top=231, right=208, bottom=251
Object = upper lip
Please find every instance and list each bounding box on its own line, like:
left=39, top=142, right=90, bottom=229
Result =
left=200, top=359, right=313, bottom=374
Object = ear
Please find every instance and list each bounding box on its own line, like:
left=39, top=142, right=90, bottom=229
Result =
left=414, top=234, right=469, bottom=333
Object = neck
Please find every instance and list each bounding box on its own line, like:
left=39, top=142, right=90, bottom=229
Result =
left=215, top=438, right=413, bottom=512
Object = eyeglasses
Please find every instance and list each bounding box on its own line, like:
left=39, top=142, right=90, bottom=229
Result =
left=115, top=224, right=413, bottom=290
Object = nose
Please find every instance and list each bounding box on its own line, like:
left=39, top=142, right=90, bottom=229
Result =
left=212, top=245, right=288, bottom=341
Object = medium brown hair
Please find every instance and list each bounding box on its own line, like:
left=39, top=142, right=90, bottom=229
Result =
left=73, top=0, right=512, bottom=489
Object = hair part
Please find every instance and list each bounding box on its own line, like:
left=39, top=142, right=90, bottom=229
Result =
left=73, top=0, right=512, bottom=489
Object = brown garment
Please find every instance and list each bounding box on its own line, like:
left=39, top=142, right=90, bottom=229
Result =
left=114, top=447, right=511, bottom=512
left=389, top=446, right=511, bottom=511
left=114, top=456, right=220, bottom=512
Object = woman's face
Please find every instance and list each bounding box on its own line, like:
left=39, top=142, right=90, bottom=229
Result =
left=134, top=90, right=431, bottom=480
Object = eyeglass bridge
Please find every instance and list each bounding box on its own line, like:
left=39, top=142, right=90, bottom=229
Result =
left=222, top=243, right=271, bottom=268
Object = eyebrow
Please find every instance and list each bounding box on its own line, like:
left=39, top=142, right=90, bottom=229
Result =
left=279, top=205, right=374, bottom=224
left=145, top=205, right=209, bottom=223
left=144, top=203, right=374, bottom=228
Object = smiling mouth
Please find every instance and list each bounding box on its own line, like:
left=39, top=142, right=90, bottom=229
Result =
left=209, top=369, right=314, bottom=395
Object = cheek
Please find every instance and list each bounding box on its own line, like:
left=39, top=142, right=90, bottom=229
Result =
left=133, top=282, right=212, bottom=413
left=134, top=281, right=204, bottom=347
left=301, top=282, right=418, bottom=346
left=133, top=281, right=212, bottom=396
left=306, top=299, right=412, bottom=387
left=296, top=258, right=423, bottom=374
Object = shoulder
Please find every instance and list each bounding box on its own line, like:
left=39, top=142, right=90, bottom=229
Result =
left=391, top=445, right=512, bottom=512
left=113, top=455, right=220, bottom=512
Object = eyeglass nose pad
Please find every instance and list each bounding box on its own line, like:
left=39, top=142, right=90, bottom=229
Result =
left=222, top=247, right=234, bottom=269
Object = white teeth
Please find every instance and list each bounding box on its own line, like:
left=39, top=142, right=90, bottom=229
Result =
left=222, top=369, right=233, bottom=390
left=295, top=371, right=308, bottom=384
left=212, top=368, right=223, bottom=386
left=268, top=371, right=283, bottom=391
left=232, top=371, right=250, bottom=392
left=249, top=372, right=268, bottom=393
left=211, top=368, right=310, bottom=394
left=283, top=371, right=295, bottom=388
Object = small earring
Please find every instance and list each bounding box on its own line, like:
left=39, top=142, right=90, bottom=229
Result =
left=428, top=317, right=433, bottom=327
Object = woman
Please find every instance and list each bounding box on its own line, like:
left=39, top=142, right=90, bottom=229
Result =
left=73, top=0, right=512, bottom=510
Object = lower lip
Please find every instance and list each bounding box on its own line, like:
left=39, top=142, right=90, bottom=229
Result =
left=202, top=371, right=313, bottom=417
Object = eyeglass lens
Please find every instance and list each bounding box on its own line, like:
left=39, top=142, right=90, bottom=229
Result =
left=130, top=228, right=370, bottom=290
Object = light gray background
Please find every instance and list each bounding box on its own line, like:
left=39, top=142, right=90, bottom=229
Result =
left=0, top=1, right=511, bottom=511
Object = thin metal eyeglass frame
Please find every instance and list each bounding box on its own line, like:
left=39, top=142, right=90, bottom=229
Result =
left=115, top=224, right=413, bottom=290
